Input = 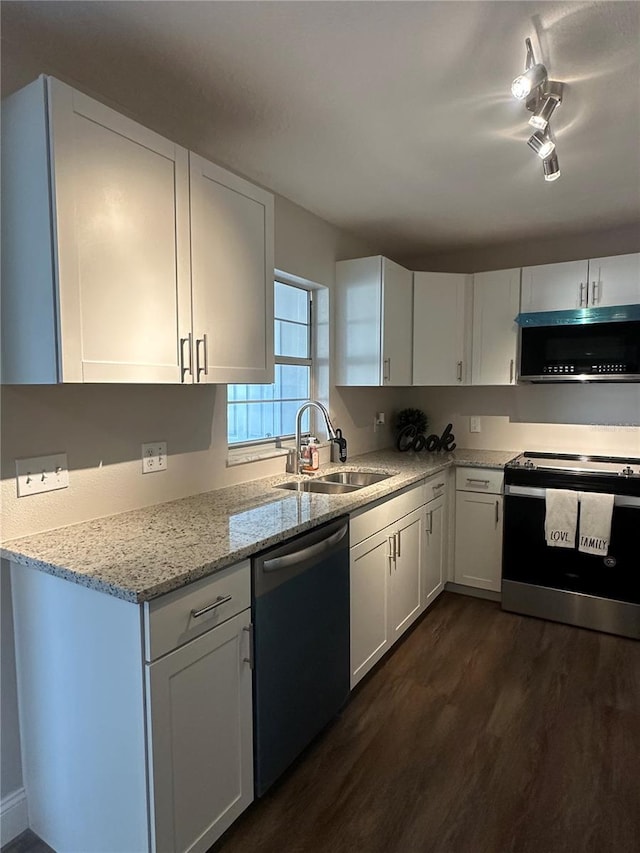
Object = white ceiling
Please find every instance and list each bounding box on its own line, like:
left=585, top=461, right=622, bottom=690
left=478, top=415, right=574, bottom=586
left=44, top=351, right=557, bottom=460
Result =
left=2, top=1, right=639, bottom=260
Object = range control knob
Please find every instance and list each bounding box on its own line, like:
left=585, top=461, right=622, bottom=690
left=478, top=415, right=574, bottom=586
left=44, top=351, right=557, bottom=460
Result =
left=524, top=460, right=535, bottom=469
left=621, top=466, right=634, bottom=476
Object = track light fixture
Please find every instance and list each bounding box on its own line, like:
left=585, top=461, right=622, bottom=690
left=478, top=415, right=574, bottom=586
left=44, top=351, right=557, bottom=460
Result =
left=543, top=153, right=561, bottom=182
left=527, top=131, right=555, bottom=160
left=511, top=39, right=564, bottom=181
left=511, top=63, right=548, bottom=101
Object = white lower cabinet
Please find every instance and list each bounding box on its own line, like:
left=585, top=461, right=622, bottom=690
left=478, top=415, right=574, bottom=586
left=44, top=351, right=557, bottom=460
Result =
left=10, top=559, right=253, bottom=853
left=423, top=492, right=446, bottom=607
left=147, top=610, right=253, bottom=853
left=389, top=508, right=423, bottom=642
left=350, top=478, right=449, bottom=688
left=454, top=468, right=503, bottom=592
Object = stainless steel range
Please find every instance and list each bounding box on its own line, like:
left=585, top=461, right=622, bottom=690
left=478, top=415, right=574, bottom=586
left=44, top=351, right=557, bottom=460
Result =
left=502, top=452, right=640, bottom=640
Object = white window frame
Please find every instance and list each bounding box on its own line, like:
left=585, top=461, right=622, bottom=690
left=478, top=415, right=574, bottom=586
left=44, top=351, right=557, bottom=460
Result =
left=227, top=277, right=316, bottom=448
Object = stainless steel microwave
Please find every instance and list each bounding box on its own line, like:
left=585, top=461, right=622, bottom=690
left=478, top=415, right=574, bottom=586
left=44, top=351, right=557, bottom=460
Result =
left=517, top=308, right=640, bottom=382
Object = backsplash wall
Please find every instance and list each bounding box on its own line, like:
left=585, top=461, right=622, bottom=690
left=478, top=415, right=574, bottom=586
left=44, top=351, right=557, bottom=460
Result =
left=400, top=385, right=640, bottom=457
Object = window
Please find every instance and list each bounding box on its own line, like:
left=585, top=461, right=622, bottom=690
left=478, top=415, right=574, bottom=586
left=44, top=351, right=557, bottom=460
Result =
left=227, top=281, right=313, bottom=445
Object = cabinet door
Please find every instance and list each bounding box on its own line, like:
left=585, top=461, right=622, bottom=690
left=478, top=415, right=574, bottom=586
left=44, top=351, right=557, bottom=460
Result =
left=389, top=508, right=423, bottom=641
left=413, top=272, right=468, bottom=385
left=350, top=527, right=392, bottom=687
left=588, top=253, right=640, bottom=307
left=454, top=492, right=503, bottom=592
left=146, top=610, right=253, bottom=853
left=520, top=260, right=589, bottom=313
left=190, top=153, right=274, bottom=384
left=471, top=269, right=520, bottom=385
left=423, top=494, right=446, bottom=608
left=49, top=78, right=192, bottom=382
left=381, top=258, right=413, bottom=385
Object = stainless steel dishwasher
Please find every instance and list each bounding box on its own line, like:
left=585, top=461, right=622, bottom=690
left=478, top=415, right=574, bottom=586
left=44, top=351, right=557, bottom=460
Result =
left=252, top=516, right=350, bottom=796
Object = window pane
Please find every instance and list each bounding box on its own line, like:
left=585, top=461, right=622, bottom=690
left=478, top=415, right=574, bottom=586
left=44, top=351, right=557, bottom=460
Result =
left=275, top=281, right=308, bottom=324
left=279, top=401, right=309, bottom=436
left=228, top=402, right=277, bottom=443
left=275, top=320, right=309, bottom=358
left=277, top=364, right=310, bottom=400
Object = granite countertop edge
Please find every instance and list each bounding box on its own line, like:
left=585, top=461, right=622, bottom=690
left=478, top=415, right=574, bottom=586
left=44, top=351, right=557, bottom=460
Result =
left=2, top=448, right=519, bottom=603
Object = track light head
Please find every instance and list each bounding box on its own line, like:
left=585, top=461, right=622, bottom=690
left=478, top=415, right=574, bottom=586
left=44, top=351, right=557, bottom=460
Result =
left=527, top=131, right=556, bottom=160
left=528, top=83, right=564, bottom=131
left=543, top=153, right=561, bottom=182
left=511, top=63, right=547, bottom=100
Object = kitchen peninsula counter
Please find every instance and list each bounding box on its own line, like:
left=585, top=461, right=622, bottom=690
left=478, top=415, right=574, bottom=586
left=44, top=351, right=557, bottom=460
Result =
left=1, top=448, right=517, bottom=603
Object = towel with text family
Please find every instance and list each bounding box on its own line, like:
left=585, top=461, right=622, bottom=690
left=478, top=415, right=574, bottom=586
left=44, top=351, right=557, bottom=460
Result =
left=544, top=489, right=614, bottom=557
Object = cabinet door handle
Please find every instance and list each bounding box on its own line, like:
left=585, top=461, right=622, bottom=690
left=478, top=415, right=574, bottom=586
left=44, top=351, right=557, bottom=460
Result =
left=456, top=361, right=463, bottom=383
left=383, top=357, right=391, bottom=383
left=180, top=333, right=193, bottom=382
left=592, top=280, right=600, bottom=305
left=196, top=334, right=209, bottom=381
left=396, top=530, right=401, bottom=559
left=191, top=594, right=232, bottom=619
left=579, top=281, right=587, bottom=307
left=495, top=500, right=500, bottom=526
left=387, top=535, right=395, bottom=573
left=427, top=510, right=433, bottom=535
left=509, top=358, right=514, bottom=384
left=243, top=623, right=254, bottom=669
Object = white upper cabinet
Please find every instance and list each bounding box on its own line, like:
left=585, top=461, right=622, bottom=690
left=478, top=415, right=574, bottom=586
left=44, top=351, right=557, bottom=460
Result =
left=335, top=256, right=413, bottom=386
left=520, top=260, right=589, bottom=313
left=520, top=254, right=639, bottom=314
left=190, top=154, right=274, bottom=384
left=471, top=269, right=521, bottom=386
left=413, top=272, right=471, bottom=385
left=1, top=76, right=274, bottom=384
left=587, top=253, right=640, bottom=307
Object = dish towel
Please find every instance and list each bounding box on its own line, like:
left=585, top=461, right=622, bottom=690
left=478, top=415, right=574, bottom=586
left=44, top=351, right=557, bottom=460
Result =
left=578, top=491, right=614, bottom=556
left=545, top=488, right=578, bottom=548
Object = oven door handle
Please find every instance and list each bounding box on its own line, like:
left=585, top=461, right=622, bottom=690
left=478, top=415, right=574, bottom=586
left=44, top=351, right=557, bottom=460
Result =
left=504, top=484, right=640, bottom=508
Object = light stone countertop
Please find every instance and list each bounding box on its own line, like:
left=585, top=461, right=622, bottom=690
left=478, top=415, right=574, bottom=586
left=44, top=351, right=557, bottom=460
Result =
left=1, top=448, right=518, bottom=603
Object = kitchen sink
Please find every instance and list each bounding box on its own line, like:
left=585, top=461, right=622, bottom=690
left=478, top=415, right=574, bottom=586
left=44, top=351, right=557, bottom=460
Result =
left=316, top=471, right=392, bottom=487
left=274, top=480, right=360, bottom=495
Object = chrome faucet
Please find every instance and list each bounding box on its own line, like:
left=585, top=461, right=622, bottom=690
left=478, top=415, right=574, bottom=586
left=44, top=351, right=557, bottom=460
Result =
left=291, top=401, right=347, bottom=474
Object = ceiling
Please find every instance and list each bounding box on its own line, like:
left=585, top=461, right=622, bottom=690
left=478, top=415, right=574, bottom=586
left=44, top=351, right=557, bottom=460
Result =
left=2, top=1, right=639, bottom=261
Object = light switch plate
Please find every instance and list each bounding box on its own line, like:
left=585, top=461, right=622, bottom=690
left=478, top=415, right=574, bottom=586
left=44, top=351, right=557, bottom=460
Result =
left=142, top=442, right=167, bottom=473
left=470, top=417, right=482, bottom=433
left=16, top=453, right=69, bottom=497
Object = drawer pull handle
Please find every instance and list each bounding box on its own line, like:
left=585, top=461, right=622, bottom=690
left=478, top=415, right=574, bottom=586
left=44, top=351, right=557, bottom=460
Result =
left=466, top=478, right=490, bottom=485
left=434, top=482, right=445, bottom=489
left=191, top=594, right=233, bottom=619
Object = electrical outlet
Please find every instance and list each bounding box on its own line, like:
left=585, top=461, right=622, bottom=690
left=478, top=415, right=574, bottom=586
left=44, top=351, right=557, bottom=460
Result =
left=470, top=417, right=482, bottom=433
left=142, top=442, right=167, bottom=474
left=16, top=453, right=69, bottom=497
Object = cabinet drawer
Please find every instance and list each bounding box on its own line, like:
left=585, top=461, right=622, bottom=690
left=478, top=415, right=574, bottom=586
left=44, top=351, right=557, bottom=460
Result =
left=351, top=481, right=426, bottom=546
left=455, top=467, right=504, bottom=495
left=424, top=471, right=448, bottom=503
left=144, top=560, right=250, bottom=662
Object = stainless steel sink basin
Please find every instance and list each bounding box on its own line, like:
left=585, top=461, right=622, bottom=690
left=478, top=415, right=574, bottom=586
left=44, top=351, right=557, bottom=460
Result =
left=274, top=480, right=360, bottom=495
left=315, top=471, right=392, bottom=487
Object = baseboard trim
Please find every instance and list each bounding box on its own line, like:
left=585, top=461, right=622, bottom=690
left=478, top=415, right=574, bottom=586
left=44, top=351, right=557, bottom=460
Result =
left=1, top=788, right=28, bottom=847
left=445, top=582, right=501, bottom=602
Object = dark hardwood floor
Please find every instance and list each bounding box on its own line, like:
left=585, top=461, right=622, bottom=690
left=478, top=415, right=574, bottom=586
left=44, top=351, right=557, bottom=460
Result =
left=7, top=593, right=640, bottom=853
left=212, top=593, right=640, bottom=853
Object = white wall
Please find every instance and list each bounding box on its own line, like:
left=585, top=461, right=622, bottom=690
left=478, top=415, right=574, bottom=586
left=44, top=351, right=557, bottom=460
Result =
left=399, top=385, right=640, bottom=457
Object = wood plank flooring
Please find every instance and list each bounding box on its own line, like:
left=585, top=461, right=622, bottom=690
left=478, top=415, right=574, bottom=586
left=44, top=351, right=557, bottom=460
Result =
left=212, top=593, right=640, bottom=853
left=6, top=593, right=639, bottom=853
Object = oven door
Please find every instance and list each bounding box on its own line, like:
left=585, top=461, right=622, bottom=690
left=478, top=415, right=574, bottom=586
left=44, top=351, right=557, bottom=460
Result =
left=502, top=486, right=640, bottom=639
